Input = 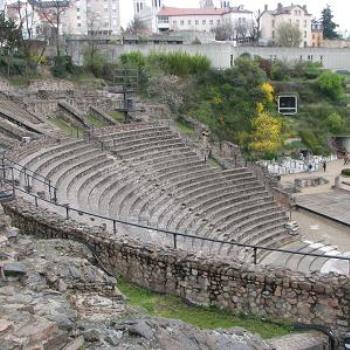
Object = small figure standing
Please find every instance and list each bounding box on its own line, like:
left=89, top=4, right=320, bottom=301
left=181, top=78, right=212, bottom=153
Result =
left=322, top=161, right=327, bottom=172
left=308, top=163, right=312, bottom=173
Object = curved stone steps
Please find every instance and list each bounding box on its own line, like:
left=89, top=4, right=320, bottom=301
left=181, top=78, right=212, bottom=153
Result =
left=223, top=219, right=288, bottom=256
left=191, top=195, right=274, bottom=236
left=53, top=153, right=110, bottom=201
left=214, top=206, right=284, bottom=235
left=309, top=246, right=341, bottom=272
left=144, top=168, right=245, bottom=224
left=89, top=166, right=138, bottom=214
left=130, top=166, right=215, bottom=223
left=18, top=139, right=84, bottom=175
left=64, top=158, right=115, bottom=205
left=296, top=242, right=340, bottom=273
left=77, top=165, right=119, bottom=210
left=118, top=141, right=186, bottom=161
left=165, top=182, right=262, bottom=232
left=31, top=148, right=99, bottom=193
left=97, top=125, right=170, bottom=142
left=110, top=132, right=177, bottom=151
left=19, top=141, right=87, bottom=185
left=284, top=241, right=326, bottom=271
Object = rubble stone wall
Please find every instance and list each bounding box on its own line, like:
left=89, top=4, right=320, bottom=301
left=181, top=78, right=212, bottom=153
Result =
left=3, top=199, right=350, bottom=339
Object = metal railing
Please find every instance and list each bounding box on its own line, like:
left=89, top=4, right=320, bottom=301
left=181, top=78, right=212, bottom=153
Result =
left=2, top=165, right=350, bottom=270
left=1, top=158, right=57, bottom=203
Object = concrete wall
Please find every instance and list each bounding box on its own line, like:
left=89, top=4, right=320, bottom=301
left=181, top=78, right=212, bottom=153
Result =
left=3, top=198, right=350, bottom=341
left=66, top=40, right=350, bottom=71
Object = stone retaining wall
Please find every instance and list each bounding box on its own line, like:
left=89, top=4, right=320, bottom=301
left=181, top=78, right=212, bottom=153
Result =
left=2, top=199, right=350, bottom=341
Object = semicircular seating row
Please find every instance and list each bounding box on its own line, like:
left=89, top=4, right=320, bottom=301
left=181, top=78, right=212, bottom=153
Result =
left=13, top=123, right=297, bottom=263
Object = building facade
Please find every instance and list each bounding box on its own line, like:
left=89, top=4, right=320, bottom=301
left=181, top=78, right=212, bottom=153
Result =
left=62, top=0, right=121, bottom=36
left=157, top=6, right=254, bottom=39
left=311, top=19, right=323, bottom=48
left=5, top=0, right=121, bottom=37
left=259, top=3, right=312, bottom=48
left=133, top=0, right=163, bottom=33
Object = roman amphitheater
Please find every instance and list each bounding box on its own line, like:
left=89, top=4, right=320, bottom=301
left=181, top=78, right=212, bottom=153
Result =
left=0, top=79, right=349, bottom=348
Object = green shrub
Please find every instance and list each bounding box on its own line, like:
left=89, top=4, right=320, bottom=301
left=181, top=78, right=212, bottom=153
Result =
left=341, top=169, right=350, bottom=177
left=120, top=51, right=146, bottom=69
left=83, top=48, right=107, bottom=77
left=316, top=71, right=344, bottom=100
left=270, top=60, right=290, bottom=81
left=327, top=112, right=345, bottom=134
left=51, top=55, right=74, bottom=78
left=147, top=52, right=210, bottom=76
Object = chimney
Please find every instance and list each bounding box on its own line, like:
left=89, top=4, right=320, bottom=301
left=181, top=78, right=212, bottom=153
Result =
left=277, top=3, right=283, bottom=10
left=264, top=4, right=268, bottom=11
left=302, top=5, right=307, bottom=12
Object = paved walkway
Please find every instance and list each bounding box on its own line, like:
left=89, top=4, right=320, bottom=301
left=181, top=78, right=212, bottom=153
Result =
left=280, top=159, right=350, bottom=261
left=281, top=159, right=344, bottom=195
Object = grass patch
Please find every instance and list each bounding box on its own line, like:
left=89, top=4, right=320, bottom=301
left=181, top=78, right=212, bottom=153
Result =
left=109, top=111, right=125, bottom=123
left=86, top=114, right=108, bottom=128
left=176, top=120, right=195, bottom=136
left=118, top=277, right=293, bottom=339
left=48, top=116, right=84, bottom=138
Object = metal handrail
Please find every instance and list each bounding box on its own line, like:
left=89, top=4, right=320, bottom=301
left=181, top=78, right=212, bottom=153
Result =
left=2, top=157, right=50, bottom=184
left=3, top=173, right=350, bottom=268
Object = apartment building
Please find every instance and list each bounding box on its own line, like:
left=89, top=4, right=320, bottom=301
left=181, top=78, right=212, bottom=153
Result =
left=260, top=3, right=312, bottom=47
left=133, top=0, right=163, bottom=33
left=5, top=0, right=121, bottom=37
left=62, top=0, right=121, bottom=35
left=157, top=6, right=254, bottom=37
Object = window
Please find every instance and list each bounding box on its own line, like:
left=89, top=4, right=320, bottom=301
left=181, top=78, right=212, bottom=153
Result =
left=307, top=55, right=313, bottom=61
left=77, top=16, right=80, bottom=20
left=304, top=31, right=307, bottom=38
left=304, top=20, right=307, bottom=28
left=217, top=19, right=220, bottom=24
left=209, top=20, right=213, bottom=25
left=202, top=20, right=206, bottom=25
left=272, top=30, right=275, bottom=39
left=77, top=7, right=80, bottom=12
left=173, top=20, right=177, bottom=25
left=272, top=19, right=275, bottom=28
left=296, top=19, right=300, bottom=27
left=188, top=20, right=191, bottom=25
left=195, top=20, right=199, bottom=25
left=320, top=55, right=323, bottom=62
left=180, top=20, right=184, bottom=25
left=78, top=23, right=81, bottom=27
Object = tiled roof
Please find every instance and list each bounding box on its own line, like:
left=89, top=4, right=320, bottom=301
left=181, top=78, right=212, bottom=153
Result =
left=157, top=6, right=252, bottom=17
left=265, top=5, right=311, bottom=16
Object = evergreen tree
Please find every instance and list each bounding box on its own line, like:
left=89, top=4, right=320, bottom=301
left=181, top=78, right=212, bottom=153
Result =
left=321, top=5, right=339, bottom=39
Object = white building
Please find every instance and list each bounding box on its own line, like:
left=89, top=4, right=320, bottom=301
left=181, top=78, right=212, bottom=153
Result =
left=157, top=6, right=254, bottom=38
left=133, top=0, right=163, bottom=33
left=62, top=0, right=121, bottom=35
left=259, top=3, right=312, bottom=47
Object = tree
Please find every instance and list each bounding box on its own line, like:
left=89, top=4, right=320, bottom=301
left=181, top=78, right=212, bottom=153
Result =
left=125, top=16, right=147, bottom=35
left=34, top=0, right=70, bottom=56
left=321, top=5, right=339, bottom=39
left=0, top=12, right=22, bottom=76
left=327, top=112, right=344, bottom=134
left=249, top=105, right=284, bottom=155
left=317, top=71, right=344, bottom=100
left=212, top=22, right=234, bottom=41
left=276, top=22, right=302, bottom=47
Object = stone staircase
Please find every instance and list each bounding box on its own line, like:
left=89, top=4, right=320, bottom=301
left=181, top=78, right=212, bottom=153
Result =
left=89, top=106, right=118, bottom=125
left=58, top=101, right=89, bottom=128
